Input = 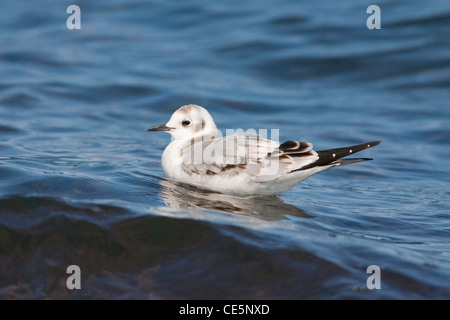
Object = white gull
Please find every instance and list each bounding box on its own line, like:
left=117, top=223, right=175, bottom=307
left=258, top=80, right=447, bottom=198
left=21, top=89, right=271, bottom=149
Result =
left=148, top=104, right=380, bottom=196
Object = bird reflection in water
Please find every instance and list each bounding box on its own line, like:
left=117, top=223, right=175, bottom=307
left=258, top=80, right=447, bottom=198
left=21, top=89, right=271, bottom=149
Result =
left=157, top=178, right=313, bottom=221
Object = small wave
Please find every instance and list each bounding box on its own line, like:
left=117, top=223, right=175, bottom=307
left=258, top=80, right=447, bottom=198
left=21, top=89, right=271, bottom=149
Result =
left=0, top=125, right=21, bottom=133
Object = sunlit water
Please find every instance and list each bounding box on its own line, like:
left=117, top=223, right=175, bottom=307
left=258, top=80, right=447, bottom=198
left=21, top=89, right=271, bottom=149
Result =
left=0, top=0, right=449, bottom=299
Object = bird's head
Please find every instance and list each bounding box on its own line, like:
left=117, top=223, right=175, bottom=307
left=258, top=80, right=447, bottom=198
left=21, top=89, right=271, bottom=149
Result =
left=147, top=104, right=218, bottom=141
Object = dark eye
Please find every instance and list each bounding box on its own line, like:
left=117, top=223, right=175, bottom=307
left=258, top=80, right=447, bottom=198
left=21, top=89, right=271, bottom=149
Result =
left=182, top=120, right=191, bottom=126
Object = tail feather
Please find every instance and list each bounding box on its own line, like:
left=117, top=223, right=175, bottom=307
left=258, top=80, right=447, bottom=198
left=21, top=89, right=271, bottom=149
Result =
left=336, top=158, right=372, bottom=166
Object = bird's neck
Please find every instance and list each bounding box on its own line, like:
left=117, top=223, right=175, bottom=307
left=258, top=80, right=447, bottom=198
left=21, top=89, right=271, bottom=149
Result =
left=189, top=127, right=218, bottom=143
left=174, top=134, right=216, bottom=147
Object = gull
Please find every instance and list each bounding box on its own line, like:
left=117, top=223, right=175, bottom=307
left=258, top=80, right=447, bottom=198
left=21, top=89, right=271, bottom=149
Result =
left=148, top=104, right=380, bottom=196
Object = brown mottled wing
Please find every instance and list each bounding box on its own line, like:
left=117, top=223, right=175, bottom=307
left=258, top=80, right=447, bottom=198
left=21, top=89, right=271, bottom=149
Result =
left=277, top=140, right=315, bottom=157
left=263, top=140, right=318, bottom=177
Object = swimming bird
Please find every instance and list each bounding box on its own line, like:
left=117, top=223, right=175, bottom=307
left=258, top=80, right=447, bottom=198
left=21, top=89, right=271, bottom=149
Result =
left=148, top=104, right=380, bottom=196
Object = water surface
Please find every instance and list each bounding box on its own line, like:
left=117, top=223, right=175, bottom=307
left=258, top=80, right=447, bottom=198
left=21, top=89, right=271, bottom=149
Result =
left=0, top=0, right=449, bottom=299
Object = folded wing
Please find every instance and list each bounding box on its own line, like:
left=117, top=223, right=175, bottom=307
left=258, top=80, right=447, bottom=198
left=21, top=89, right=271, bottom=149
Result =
left=181, top=133, right=380, bottom=180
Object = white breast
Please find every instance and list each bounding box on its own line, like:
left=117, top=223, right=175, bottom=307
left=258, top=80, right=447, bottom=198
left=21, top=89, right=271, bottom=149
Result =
left=162, top=140, right=187, bottom=180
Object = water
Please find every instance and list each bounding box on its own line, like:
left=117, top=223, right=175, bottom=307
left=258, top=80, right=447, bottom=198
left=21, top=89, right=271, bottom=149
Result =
left=0, top=0, right=449, bottom=299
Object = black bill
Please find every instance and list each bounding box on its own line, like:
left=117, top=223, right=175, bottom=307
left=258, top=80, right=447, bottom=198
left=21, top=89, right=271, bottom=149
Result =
left=147, top=124, right=173, bottom=132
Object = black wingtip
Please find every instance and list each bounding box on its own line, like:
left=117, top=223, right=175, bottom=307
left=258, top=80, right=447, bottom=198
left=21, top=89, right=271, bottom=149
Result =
left=290, top=140, right=381, bottom=173
left=369, top=140, right=382, bottom=147
left=318, top=140, right=381, bottom=156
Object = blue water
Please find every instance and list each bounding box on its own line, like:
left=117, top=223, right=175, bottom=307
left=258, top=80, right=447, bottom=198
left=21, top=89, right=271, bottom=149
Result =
left=0, top=0, right=449, bottom=299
